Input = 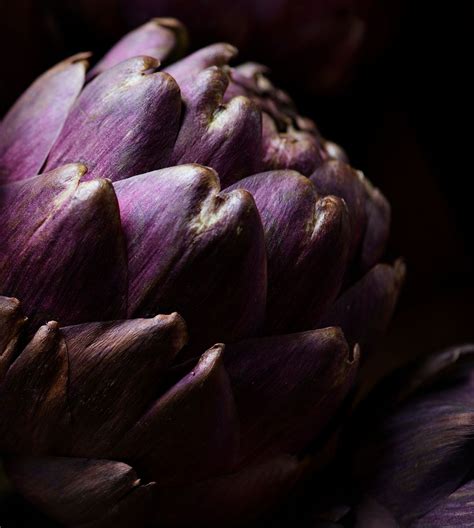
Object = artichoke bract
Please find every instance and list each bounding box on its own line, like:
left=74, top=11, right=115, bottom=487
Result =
left=351, top=344, right=474, bottom=527
left=0, top=19, right=404, bottom=527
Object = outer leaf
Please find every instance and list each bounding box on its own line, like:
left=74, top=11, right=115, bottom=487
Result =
left=224, top=327, right=359, bottom=462
left=45, top=57, right=181, bottom=182
left=114, top=165, right=267, bottom=349
left=60, top=313, right=187, bottom=456
left=0, top=54, right=87, bottom=183
left=0, top=322, right=69, bottom=454
left=169, top=67, right=262, bottom=187
left=165, top=43, right=237, bottom=92
left=90, top=18, right=187, bottom=77
left=413, top=480, right=474, bottom=528
left=5, top=456, right=155, bottom=528
left=317, top=260, right=405, bottom=350
left=0, top=165, right=128, bottom=327
left=0, top=296, right=26, bottom=380
left=261, top=113, right=323, bottom=176
left=310, top=160, right=367, bottom=261
left=229, top=170, right=351, bottom=332
left=353, top=346, right=474, bottom=524
left=112, top=344, right=239, bottom=484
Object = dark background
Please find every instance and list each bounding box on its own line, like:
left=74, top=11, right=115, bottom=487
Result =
left=0, top=0, right=473, bottom=525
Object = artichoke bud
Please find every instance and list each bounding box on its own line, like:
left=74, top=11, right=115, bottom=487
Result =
left=0, top=19, right=403, bottom=527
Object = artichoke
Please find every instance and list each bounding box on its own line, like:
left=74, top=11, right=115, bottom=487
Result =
left=351, top=344, right=474, bottom=527
left=0, top=19, right=403, bottom=527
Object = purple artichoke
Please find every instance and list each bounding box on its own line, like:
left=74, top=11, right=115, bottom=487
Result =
left=0, top=19, right=403, bottom=527
left=351, top=344, right=474, bottom=527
